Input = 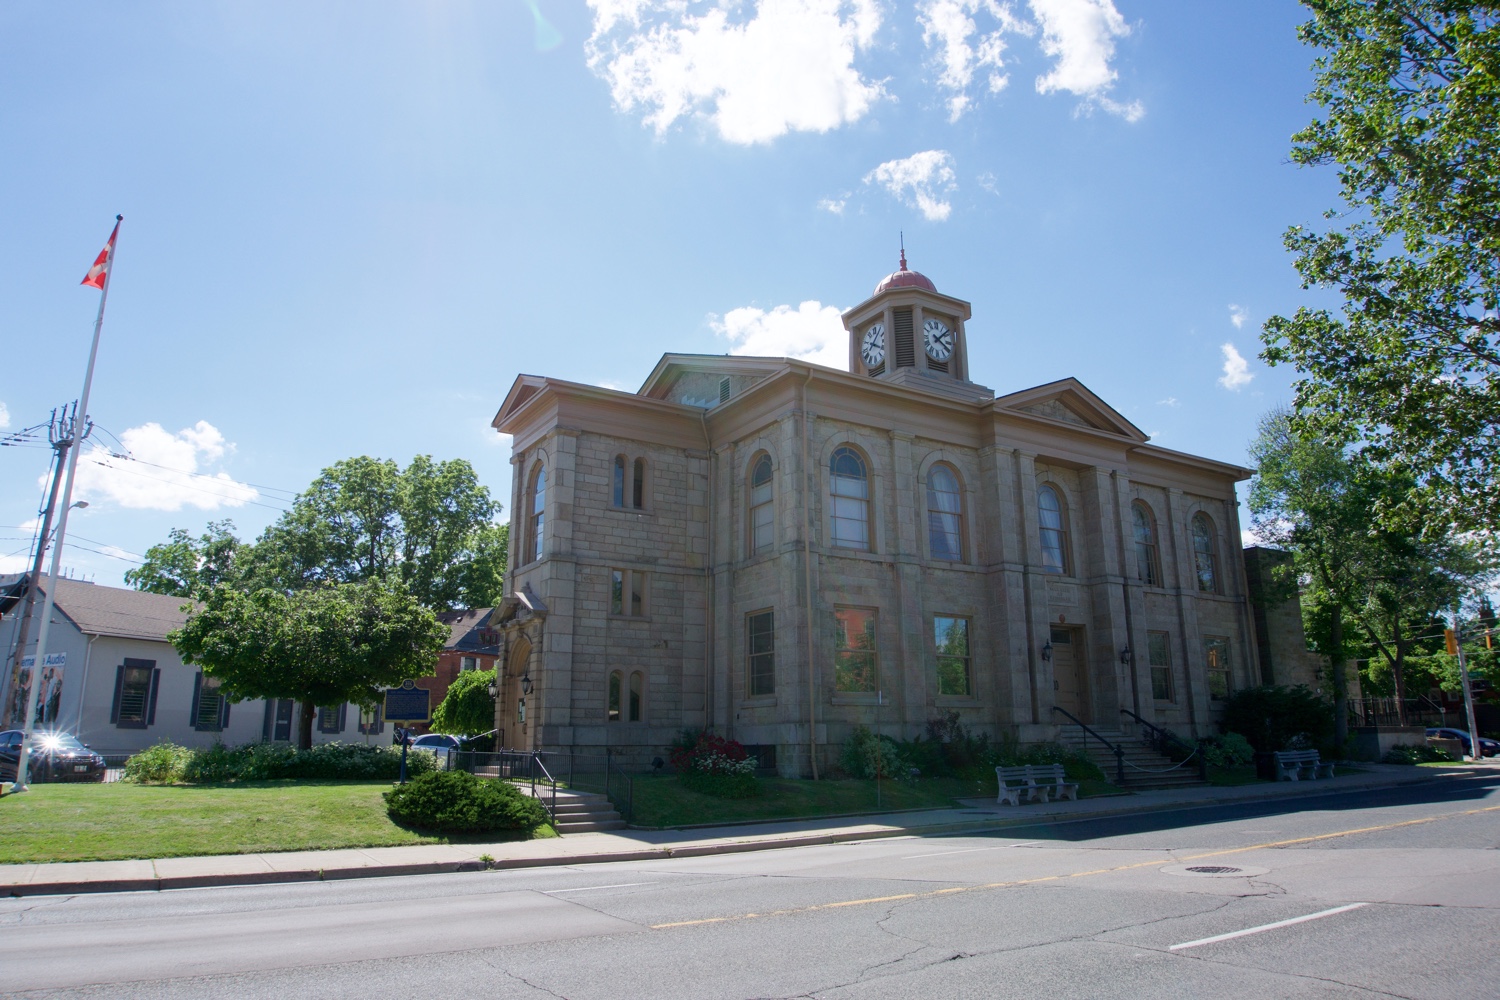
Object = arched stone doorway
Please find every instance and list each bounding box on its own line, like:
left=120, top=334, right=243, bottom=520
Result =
left=501, top=636, right=533, bottom=750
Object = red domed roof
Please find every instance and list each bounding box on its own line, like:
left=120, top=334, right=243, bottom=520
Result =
left=874, top=250, right=936, bottom=294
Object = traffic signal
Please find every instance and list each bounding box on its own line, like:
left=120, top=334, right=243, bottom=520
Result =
left=1445, top=629, right=1459, bottom=655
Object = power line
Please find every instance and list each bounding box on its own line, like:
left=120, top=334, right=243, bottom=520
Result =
left=76, top=454, right=292, bottom=512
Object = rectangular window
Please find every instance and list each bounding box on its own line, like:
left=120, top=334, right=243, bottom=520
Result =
left=111, top=660, right=158, bottom=729
left=358, top=705, right=384, bottom=736
left=1148, top=631, right=1174, bottom=702
left=747, top=610, right=775, bottom=697
left=934, top=616, right=971, bottom=696
left=460, top=656, right=478, bottom=671
left=834, top=607, right=878, bottom=692
left=1204, top=636, right=1231, bottom=700
left=318, top=704, right=346, bottom=734
left=608, top=672, right=621, bottom=722
left=611, top=569, right=648, bottom=617
left=192, top=673, right=227, bottom=731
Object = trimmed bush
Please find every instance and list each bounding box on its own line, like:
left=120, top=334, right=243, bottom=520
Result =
left=123, top=740, right=439, bottom=784
left=1202, top=732, right=1255, bottom=769
left=1221, top=685, right=1335, bottom=753
left=840, top=725, right=912, bottom=781
left=383, top=770, right=550, bottom=833
left=1382, top=743, right=1455, bottom=765
left=122, top=742, right=195, bottom=783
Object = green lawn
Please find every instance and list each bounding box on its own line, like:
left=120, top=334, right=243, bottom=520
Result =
left=0, top=781, right=552, bottom=865
left=628, top=774, right=1123, bottom=828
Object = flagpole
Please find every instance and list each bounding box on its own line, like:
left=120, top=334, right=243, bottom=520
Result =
left=12, top=216, right=121, bottom=792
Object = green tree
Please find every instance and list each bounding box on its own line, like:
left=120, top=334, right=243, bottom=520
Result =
left=430, top=668, right=497, bottom=737
left=169, top=580, right=448, bottom=749
left=1262, top=1, right=1500, bottom=529
left=124, top=520, right=245, bottom=598
left=134, top=456, right=507, bottom=611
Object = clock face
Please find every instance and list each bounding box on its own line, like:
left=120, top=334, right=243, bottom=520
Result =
left=860, top=323, right=886, bottom=367
left=923, top=318, right=955, bottom=361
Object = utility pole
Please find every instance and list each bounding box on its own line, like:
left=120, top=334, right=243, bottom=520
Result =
left=2, top=406, right=78, bottom=729
left=1450, top=615, right=1483, bottom=763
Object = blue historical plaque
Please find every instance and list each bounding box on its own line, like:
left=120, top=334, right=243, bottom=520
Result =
left=383, top=679, right=430, bottom=722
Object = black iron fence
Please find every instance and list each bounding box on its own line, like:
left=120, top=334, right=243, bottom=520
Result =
left=1347, top=697, right=1447, bottom=729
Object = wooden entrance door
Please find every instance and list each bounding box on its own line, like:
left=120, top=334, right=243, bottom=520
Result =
left=1051, top=626, right=1088, bottom=722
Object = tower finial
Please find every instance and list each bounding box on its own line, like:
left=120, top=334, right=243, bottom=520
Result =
left=899, top=231, right=907, bottom=271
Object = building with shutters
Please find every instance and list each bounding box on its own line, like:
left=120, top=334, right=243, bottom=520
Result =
left=492, top=257, right=1312, bottom=775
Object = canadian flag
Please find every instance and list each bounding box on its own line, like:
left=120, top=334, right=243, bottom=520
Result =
left=80, top=217, right=121, bottom=289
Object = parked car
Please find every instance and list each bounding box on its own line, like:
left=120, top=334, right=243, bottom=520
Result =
left=0, top=729, right=107, bottom=783
left=407, top=732, right=466, bottom=764
left=1426, top=727, right=1500, bottom=758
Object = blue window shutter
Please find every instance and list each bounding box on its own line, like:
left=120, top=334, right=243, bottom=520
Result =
left=190, top=673, right=203, bottom=730
left=109, top=665, right=125, bottom=724
left=146, top=668, right=160, bottom=726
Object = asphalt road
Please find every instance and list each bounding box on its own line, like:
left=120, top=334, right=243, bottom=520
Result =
left=4, top=775, right=1498, bottom=999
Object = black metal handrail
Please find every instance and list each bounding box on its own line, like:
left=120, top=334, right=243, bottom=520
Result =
left=604, top=748, right=634, bottom=823
left=1051, top=705, right=1126, bottom=785
left=529, top=752, right=559, bottom=828
left=1120, top=708, right=1208, bottom=782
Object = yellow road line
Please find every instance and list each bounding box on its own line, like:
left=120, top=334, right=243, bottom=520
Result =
left=649, top=803, right=1500, bottom=930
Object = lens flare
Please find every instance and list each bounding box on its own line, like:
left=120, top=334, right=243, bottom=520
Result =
left=523, top=0, right=562, bottom=51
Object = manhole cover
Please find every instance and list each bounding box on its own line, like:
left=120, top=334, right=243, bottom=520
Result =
left=1159, top=863, right=1270, bottom=878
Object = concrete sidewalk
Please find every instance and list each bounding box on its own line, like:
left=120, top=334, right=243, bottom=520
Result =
left=3, top=763, right=1493, bottom=898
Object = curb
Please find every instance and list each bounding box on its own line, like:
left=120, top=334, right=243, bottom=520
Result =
left=2, top=768, right=1473, bottom=898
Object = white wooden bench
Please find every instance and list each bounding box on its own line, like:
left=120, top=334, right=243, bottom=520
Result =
left=995, top=765, right=1046, bottom=805
left=1273, top=749, right=1334, bottom=780
left=1026, top=762, right=1080, bottom=801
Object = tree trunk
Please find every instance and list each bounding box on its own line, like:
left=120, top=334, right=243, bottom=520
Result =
left=298, top=700, right=316, bottom=750
left=1392, top=613, right=1409, bottom=727
left=1331, top=607, right=1348, bottom=751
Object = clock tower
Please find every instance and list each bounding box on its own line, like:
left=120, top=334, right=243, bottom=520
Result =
left=842, top=252, right=991, bottom=403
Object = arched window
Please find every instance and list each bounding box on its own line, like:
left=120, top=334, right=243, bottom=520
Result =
left=612, top=455, right=626, bottom=507
left=1132, top=501, right=1161, bottom=587
left=749, top=454, right=774, bottom=555
left=632, top=458, right=646, bottom=509
left=830, top=447, right=870, bottom=550
left=607, top=671, right=621, bottom=722
left=528, top=463, right=546, bottom=563
left=926, top=464, right=963, bottom=561
left=1038, top=484, right=1069, bottom=573
left=628, top=671, right=643, bottom=722
left=1192, top=513, right=1220, bottom=593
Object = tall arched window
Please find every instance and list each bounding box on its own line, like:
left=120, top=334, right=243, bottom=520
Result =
left=607, top=671, right=621, bottom=722
left=830, top=447, right=870, bottom=550
left=926, top=464, right=963, bottom=561
left=1038, top=484, right=1069, bottom=573
left=612, top=455, right=626, bottom=507
left=749, top=454, right=774, bottom=555
left=628, top=671, right=643, bottom=722
left=1192, top=513, right=1220, bottom=593
left=1132, top=501, right=1161, bottom=587
left=632, top=458, right=646, bottom=509
left=528, top=463, right=546, bottom=563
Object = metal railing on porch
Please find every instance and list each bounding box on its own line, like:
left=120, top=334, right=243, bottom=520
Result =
left=448, top=747, right=634, bottom=823
left=1119, top=708, right=1208, bottom=782
left=1051, top=706, right=1126, bottom=785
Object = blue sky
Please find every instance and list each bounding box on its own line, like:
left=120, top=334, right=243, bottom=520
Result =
left=1, top=1, right=1339, bottom=587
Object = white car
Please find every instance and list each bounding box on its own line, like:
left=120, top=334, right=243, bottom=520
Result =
left=406, top=732, right=467, bottom=764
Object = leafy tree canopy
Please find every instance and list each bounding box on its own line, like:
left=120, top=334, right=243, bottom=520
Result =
left=169, top=579, right=448, bottom=749
left=1262, top=1, right=1500, bottom=529
left=430, top=667, right=497, bottom=737
left=132, top=456, right=507, bottom=611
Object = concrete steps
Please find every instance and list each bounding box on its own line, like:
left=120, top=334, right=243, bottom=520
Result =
left=1059, top=726, right=1206, bottom=789
left=520, top=787, right=627, bottom=833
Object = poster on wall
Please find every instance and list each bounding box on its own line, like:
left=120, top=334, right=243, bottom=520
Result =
left=3, top=653, right=66, bottom=728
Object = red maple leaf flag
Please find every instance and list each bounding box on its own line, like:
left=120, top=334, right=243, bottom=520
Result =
left=80, top=218, right=121, bottom=289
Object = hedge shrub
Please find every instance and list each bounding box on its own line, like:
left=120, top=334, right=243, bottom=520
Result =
left=1221, top=685, right=1335, bottom=753
left=1382, top=743, right=1455, bottom=765
left=383, top=770, right=550, bottom=833
left=123, top=740, right=439, bottom=784
left=670, top=731, right=760, bottom=798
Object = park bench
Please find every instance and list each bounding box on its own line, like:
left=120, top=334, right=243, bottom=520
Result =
left=1272, top=749, right=1334, bottom=781
left=1026, top=762, right=1080, bottom=802
left=995, top=765, right=1047, bottom=806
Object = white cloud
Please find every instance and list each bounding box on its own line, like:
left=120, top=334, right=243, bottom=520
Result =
left=918, top=0, right=1025, bottom=121
left=818, top=196, right=848, bottom=215
left=1156, top=396, right=1179, bottom=407
left=976, top=171, right=998, bottom=194
left=1218, top=343, right=1253, bottom=391
left=1229, top=303, right=1248, bottom=329
left=0, top=401, right=9, bottom=429
left=69, top=421, right=259, bottom=511
left=864, top=150, right=957, bottom=222
left=712, top=301, right=848, bottom=370
left=1029, top=0, right=1141, bottom=120
left=585, top=0, right=885, bottom=145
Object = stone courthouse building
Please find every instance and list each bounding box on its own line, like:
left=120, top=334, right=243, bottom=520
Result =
left=490, top=258, right=1288, bottom=775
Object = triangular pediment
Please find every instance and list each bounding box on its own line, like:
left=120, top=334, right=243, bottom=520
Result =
left=493, top=375, right=549, bottom=428
left=638, top=353, right=789, bottom=403
left=994, top=378, right=1148, bottom=442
